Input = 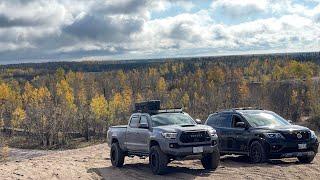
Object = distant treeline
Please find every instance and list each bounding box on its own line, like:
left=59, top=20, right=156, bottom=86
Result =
left=1, top=51, right=320, bottom=81
left=0, top=52, right=320, bottom=148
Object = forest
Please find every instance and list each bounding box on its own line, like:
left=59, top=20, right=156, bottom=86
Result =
left=0, top=52, right=320, bottom=149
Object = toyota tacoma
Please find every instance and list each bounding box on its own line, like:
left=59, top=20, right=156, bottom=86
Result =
left=107, top=100, right=220, bottom=174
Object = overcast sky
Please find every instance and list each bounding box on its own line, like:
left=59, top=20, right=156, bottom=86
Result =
left=0, top=0, right=319, bottom=64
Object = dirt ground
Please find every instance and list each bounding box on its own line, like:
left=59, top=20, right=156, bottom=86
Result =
left=0, top=143, right=319, bottom=180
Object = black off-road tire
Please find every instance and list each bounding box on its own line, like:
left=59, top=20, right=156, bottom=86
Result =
left=149, top=145, right=168, bottom=175
left=249, top=141, right=267, bottom=163
left=110, top=142, right=125, bottom=167
left=297, top=154, right=315, bottom=163
left=201, top=151, right=220, bottom=170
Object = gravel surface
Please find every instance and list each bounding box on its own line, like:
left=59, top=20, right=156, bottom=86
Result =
left=0, top=143, right=319, bottom=180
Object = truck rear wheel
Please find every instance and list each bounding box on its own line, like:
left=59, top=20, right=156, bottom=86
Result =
left=111, top=142, right=125, bottom=167
left=201, top=151, right=220, bottom=170
left=297, top=154, right=315, bottom=163
left=149, top=145, right=168, bottom=175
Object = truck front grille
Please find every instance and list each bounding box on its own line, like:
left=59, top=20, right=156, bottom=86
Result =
left=282, top=131, right=310, bottom=141
left=179, top=131, right=210, bottom=143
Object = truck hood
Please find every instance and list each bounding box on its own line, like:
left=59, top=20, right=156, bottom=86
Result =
left=252, top=124, right=310, bottom=133
left=153, top=124, right=213, bottom=133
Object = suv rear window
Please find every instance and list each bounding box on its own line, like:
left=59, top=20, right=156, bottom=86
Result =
left=207, top=114, right=232, bottom=128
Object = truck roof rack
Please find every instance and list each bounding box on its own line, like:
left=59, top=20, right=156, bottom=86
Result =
left=133, top=100, right=183, bottom=114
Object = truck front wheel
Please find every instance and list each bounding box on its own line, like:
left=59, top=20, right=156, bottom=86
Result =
left=149, top=146, right=168, bottom=175
left=111, top=142, right=125, bottom=167
left=201, top=151, right=220, bottom=170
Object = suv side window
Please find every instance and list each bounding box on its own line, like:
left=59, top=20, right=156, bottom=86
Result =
left=207, top=114, right=232, bottom=128
left=129, top=115, right=140, bottom=128
left=232, top=114, right=244, bottom=128
left=140, top=115, right=148, bottom=125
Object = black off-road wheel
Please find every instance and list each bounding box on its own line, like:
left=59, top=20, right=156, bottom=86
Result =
left=201, top=151, right=220, bottom=170
left=249, top=141, right=267, bottom=163
left=297, top=154, right=315, bottom=163
left=149, top=146, right=168, bottom=175
left=110, top=142, right=125, bottom=167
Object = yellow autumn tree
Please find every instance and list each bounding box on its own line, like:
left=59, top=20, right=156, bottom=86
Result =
left=182, top=93, right=190, bottom=109
left=12, top=107, right=26, bottom=128
left=56, top=79, right=77, bottom=111
left=157, top=77, right=167, bottom=92
left=90, top=95, right=108, bottom=121
left=122, top=85, right=133, bottom=110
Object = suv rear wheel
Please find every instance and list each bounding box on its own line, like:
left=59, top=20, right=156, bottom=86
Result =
left=110, top=142, right=125, bottom=167
left=201, top=151, right=220, bottom=170
left=297, top=154, right=315, bottom=163
left=249, top=141, right=267, bottom=163
left=149, top=145, right=168, bottom=175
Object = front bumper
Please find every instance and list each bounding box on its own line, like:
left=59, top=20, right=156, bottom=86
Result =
left=158, top=135, right=219, bottom=157
left=266, top=138, right=319, bottom=159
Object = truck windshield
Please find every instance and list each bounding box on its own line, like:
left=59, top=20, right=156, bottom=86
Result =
left=151, top=113, right=196, bottom=127
left=242, top=111, right=290, bottom=127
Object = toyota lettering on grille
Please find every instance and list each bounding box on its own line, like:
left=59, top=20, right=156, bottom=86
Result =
left=190, top=134, right=202, bottom=138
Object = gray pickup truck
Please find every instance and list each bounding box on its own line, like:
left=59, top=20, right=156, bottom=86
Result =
left=107, top=101, right=219, bottom=175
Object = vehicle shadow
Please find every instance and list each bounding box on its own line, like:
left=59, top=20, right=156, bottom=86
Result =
left=220, top=155, right=303, bottom=168
left=88, top=162, right=213, bottom=180
left=88, top=156, right=310, bottom=179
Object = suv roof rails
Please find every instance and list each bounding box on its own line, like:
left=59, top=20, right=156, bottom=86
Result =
left=232, top=107, right=264, bottom=111
left=214, top=107, right=264, bottom=113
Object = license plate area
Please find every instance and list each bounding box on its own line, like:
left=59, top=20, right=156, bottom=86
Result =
left=298, top=143, right=307, bottom=149
left=193, top=146, right=203, bottom=153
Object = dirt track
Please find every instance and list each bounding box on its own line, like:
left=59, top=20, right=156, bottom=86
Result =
left=0, top=143, right=320, bottom=180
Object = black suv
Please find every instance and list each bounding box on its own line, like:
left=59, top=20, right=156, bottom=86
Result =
left=205, top=108, right=319, bottom=163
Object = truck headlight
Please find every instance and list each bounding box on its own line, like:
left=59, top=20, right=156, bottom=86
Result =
left=162, top=132, right=177, bottom=139
left=311, top=130, right=317, bottom=139
left=208, top=129, right=217, bottom=137
left=264, top=132, right=285, bottom=139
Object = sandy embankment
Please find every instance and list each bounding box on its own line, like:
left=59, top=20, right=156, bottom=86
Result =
left=0, top=143, right=319, bottom=180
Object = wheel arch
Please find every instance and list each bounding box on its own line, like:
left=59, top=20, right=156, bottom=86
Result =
left=111, top=137, right=119, bottom=144
left=149, top=139, right=160, bottom=148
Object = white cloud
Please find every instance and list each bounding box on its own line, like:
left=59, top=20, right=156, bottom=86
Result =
left=211, top=0, right=268, bottom=18
left=0, top=0, right=319, bottom=63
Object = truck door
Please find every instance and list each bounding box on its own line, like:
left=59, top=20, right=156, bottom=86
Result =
left=135, top=115, right=151, bottom=153
left=126, top=115, right=140, bottom=151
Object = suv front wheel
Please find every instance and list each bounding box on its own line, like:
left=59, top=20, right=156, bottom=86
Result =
left=297, top=154, right=315, bottom=163
left=149, top=145, right=168, bottom=175
left=249, top=141, right=267, bottom=163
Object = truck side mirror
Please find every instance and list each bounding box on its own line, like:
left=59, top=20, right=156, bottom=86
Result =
left=235, top=122, right=246, bottom=129
left=195, top=119, right=202, bottom=124
left=139, top=123, right=149, bottom=129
